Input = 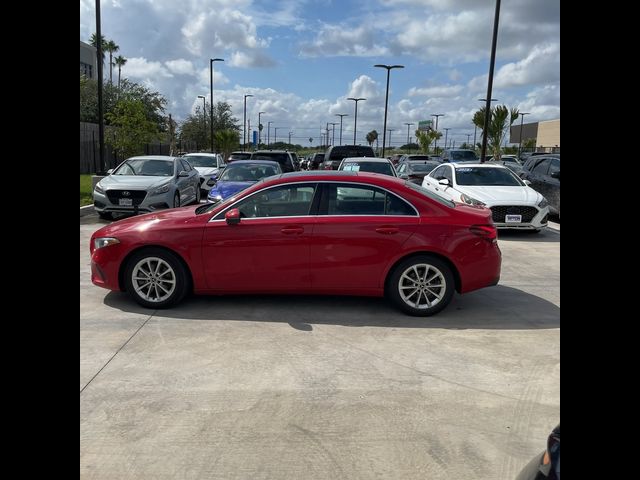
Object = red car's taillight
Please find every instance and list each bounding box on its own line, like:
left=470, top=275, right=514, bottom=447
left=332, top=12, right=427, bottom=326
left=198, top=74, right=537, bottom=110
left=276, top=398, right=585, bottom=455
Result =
left=470, top=224, right=497, bottom=241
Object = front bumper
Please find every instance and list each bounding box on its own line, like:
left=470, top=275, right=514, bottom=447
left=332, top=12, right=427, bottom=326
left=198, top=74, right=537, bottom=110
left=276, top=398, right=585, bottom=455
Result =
left=490, top=204, right=549, bottom=230
left=93, top=189, right=172, bottom=215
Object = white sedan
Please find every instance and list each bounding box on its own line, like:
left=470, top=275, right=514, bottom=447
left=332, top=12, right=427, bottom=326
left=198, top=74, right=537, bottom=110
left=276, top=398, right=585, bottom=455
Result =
left=182, top=153, right=226, bottom=195
left=421, top=163, right=549, bottom=231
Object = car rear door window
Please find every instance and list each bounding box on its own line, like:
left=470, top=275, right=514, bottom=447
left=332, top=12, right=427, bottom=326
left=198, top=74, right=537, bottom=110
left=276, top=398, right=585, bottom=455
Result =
left=323, top=183, right=415, bottom=216
left=548, top=158, right=560, bottom=176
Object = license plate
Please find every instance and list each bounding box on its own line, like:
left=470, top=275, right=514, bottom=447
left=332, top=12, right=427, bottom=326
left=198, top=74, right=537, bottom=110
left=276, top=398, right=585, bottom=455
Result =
left=119, top=198, right=133, bottom=206
left=505, top=214, right=522, bottom=223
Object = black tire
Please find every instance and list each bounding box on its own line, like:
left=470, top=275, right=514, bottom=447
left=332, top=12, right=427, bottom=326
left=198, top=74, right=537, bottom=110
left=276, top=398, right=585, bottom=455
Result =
left=386, top=255, right=455, bottom=316
left=195, top=187, right=201, bottom=204
left=173, top=192, right=180, bottom=208
left=98, top=211, right=113, bottom=220
left=123, top=248, right=190, bottom=309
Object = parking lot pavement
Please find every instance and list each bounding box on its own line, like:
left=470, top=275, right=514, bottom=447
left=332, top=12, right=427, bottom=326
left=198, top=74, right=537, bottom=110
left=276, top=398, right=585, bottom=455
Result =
left=80, top=214, right=559, bottom=480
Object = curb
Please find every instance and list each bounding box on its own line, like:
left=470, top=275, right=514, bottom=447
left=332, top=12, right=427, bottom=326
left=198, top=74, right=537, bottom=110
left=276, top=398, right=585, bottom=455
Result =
left=80, top=204, right=95, bottom=217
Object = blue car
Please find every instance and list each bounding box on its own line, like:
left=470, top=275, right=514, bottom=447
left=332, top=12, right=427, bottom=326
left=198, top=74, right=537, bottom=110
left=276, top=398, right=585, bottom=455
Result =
left=206, top=160, right=282, bottom=204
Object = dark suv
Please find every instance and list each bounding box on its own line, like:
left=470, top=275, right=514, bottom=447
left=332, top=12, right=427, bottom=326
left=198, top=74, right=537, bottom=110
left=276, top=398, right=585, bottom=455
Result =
left=250, top=150, right=296, bottom=173
left=520, top=155, right=560, bottom=218
left=309, top=152, right=325, bottom=170
left=322, top=145, right=376, bottom=170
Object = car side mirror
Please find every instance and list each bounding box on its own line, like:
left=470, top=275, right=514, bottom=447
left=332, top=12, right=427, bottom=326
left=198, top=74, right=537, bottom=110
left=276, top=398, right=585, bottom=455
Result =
left=438, top=178, right=450, bottom=186
left=550, top=171, right=560, bottom=179
left=178, top=170, right=189, bottom=177
left=106, top=169, right=113, bottom=175
left=523, top=179, right=532, bottom=186
left=225, top=208, right=241, bottom=225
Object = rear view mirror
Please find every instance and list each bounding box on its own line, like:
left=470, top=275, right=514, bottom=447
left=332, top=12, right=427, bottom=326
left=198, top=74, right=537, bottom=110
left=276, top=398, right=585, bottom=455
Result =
left=438, top=178, right=450, bottom=186
left=225, top=208, right=241, bottom=225
left=106, top=169, right=113, bottom=175
left=523, top=179, right=532, bottom=186
left=550, top=171, right=560, bottom=179
left=178, top=170, right=189, bottom=177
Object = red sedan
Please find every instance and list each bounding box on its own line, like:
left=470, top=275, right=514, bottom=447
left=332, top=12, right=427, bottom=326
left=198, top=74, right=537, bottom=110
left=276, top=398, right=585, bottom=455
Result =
left=90, top=171, right=501, bottom=316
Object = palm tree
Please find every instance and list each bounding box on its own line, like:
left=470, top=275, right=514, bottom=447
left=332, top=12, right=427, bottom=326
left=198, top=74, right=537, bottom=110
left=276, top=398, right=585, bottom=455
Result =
left=472, top=105, right=519, bottom=161
left=215, top=129, right=240, bottom=161
left=366, top=130, right=378, bottom=147
left=105, top=40, right=120, bottom=84
left=114, top=55, right=127, bottom=88
left=89, top=33, right=106, bottom=65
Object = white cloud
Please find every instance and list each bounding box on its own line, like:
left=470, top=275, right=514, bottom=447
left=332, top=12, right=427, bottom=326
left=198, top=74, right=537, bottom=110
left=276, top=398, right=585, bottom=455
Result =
left=125, top=57, right=173, bottom=80
left=228, top=50, right=277, bottom=68
left=494, top=43, right=560, bottom=88
left=408, top=85, right=464, bottom=97
left=165, top=59, right=196, bottom=76
left=300, top=24, right=390, bottom=57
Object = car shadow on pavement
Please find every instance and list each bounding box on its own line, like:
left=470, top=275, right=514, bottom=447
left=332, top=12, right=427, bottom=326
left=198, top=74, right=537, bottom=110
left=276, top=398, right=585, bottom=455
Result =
left=103, top=285, right=559, bottom=330
left=497, top=229, right=560, bottom=243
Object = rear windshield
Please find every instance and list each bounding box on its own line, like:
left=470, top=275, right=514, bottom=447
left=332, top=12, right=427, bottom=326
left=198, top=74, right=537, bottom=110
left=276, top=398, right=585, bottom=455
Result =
left=409, top=162, right=440, bottom=172
left=342, top=161, right=394, bottom=175
left=449, top=150, right=478, bottom=161
left=329, top=147, right=374, bottom=160
left=251, top=153, right=290, bottom=166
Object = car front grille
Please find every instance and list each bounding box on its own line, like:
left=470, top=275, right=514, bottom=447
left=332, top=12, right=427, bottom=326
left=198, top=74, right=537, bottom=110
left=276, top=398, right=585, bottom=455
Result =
left=105, top=190, right=147, bottom=206
left=491, top=205, right=539, bottom=223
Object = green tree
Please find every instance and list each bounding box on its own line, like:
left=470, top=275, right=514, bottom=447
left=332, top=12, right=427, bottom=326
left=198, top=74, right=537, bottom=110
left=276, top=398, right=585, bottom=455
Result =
left=105, top=40, right=119, bottom=84
left=105, top=99, right=160, bottom=158
left=214, top=129, right=240, bottom=161
left=178, top=101, right=240, bottom=151
left=414, top=129, right=442, bottom=154
left=365, top=130, right=378, bottom=147
left=89, top=33, right=106, bottom=65
left=114, top=55, right=127, bottom=88
left=522, top=138, right=536, bottom=151
left=472, top=105, right=520, bottom=161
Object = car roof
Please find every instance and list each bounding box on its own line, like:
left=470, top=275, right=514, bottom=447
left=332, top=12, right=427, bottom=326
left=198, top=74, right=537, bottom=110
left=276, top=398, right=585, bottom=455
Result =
left=341, top=157, right=391, bottom=163
left=183, top=152, right=219, bottom=157
left=445, top=162, right=508, bottom=169
left=225, top=159, right=280, bottom=166
left=253, top=149, right=290, bottom=154
left=127, top=155, right=177, bottom=161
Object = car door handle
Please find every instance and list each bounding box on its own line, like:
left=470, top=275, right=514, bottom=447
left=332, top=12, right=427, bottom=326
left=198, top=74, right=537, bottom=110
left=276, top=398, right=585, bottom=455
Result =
left=376, top=226, right=399, bottom=235
left=281, top=226, right=304, bottom=235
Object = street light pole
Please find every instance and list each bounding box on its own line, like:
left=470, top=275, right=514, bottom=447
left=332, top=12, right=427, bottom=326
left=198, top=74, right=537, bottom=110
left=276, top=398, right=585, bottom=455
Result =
left=258, top=112, right=265, bottom=148
left=335, top=114, right=348, bottom=145
left=480, top=0, right=502, bottom=163
left=517, top=112, right=530, bottom=158
left=347, top=97, right=366, bottom=145
left=329, top=123, right=338, bottom=147
left=288, top=131, right=292, bottom=145
left=431, top=114, right=444, bottom=154
left=274, top=127, right=280, bottom=144
left=95, top=0, right=105, bottom=173
left=209, top=58, right=224, bottom=153
left=243, top=94, right=253, bottom=151
left=387, top=128, right=395, bottom=153
left=443, top=128, right=450, bottom=151
left=404, top=123, right=414, bottom=149
left=197, top=95, right=206, bottom=149
left=374, top=64, right=405, bottom=158
left=326, top=122, right=330, bottom=147
left=466, top=133, right=471, bottom=146
left=267, top=121, right=273, bottom=146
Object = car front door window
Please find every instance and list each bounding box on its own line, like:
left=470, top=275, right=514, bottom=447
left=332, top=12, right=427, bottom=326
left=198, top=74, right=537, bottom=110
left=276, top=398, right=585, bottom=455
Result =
left=232, top=184, right=317, bottom=218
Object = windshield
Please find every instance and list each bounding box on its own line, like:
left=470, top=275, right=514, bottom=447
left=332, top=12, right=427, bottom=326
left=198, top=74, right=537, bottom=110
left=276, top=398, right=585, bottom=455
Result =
left=219, top=163, right=281, bottom=182
left=341, top=162, right=394, bottom=175
left=251, top=153, right=290, bottom=165
left=455, top=167, right=524, bottom=186
left=449, top=150, right=478, bottom=161
left=186, top=155, right=222, bottom=168
left=114, top=159, right=174, bottom=176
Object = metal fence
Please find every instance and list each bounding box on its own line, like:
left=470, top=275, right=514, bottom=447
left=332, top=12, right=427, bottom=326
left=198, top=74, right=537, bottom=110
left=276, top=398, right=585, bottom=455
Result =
left=79, top=122, right=201, bottom=174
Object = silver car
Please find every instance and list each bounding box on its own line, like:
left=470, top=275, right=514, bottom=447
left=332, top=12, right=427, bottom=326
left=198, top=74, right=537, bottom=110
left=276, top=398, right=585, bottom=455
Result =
left=93, top=155, right=200, bottom=220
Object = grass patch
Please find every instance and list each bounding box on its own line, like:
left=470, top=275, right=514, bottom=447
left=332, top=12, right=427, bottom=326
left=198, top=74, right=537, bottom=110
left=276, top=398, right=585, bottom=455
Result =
left=80, top=174, right=93, bottom=206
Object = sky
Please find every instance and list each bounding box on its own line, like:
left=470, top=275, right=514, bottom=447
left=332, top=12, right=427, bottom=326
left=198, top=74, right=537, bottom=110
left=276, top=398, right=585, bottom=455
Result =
left=80, top=0, right=560, bottom=148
